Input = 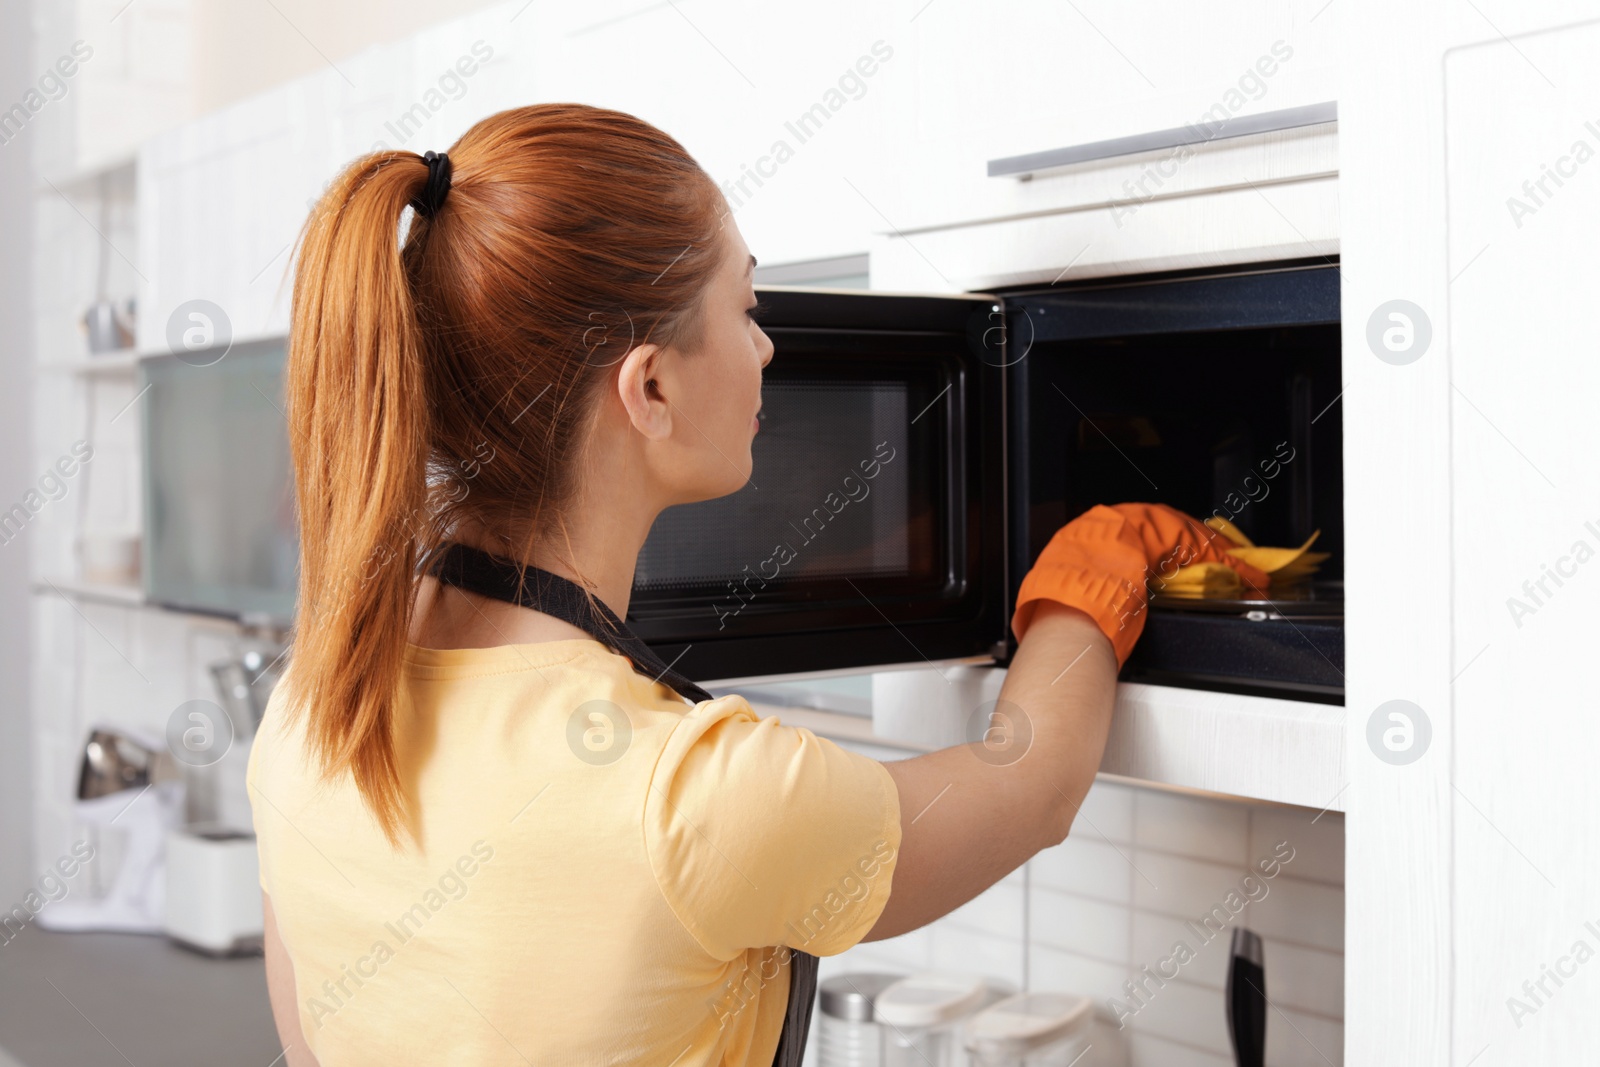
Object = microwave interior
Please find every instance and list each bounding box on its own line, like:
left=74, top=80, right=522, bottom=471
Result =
left=1004, top=263, right=1345, bottom=703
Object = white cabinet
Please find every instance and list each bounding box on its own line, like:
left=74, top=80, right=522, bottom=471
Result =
left=1340, top=1, right=1600, bottom=1062
left=867, top=0, right=1341, bottom=247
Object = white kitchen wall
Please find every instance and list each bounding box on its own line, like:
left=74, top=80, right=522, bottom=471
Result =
left=814, top=773, right=1345, bottom=1067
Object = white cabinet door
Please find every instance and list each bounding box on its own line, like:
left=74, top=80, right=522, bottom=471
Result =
left=1341, top=2, right=1600, bottom=1062
left=872, top=0, right=1341, bottom=235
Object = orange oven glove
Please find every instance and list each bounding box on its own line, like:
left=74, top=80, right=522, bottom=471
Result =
left=1011, top=503, right=1269, bottom=667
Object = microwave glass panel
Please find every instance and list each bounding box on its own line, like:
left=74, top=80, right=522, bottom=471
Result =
left=633, top=358, right=953, bottom=610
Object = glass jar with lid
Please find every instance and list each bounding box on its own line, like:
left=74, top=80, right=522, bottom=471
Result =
left=817, top=972, right=903, bottom=1067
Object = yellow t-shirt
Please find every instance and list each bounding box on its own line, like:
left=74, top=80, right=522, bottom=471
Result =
left=247, top=638, right=901, bottom=1066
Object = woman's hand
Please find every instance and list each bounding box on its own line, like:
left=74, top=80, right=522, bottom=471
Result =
left=1012, top=502, right=1267, bottom=665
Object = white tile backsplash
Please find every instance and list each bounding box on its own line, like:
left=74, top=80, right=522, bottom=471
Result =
left=1247, top=873, right=1345, bottom=955
left=1132, top=911, right=1232, bottom=991
left=1030, top=885, right=1130, bottom=963
left=927, top=922, right=1025, bottom=992
left=1122, top=975, right=1233, bottom=1055
left=1134, top=789, right=1252, bottom=866
left=820, top=773, right=1345, bottom=1067
left=1027, top=942, right=1129, bottom=1001
left=1127, top=1033, right=1233, bottom=1067
left=1031, top=835, right=1135, bottom=904
left=945, top=876, right=1025, bottom=941
left=1265, top=1005, right=1344, bottom=1067
left=1250, top=804, right=1346, bottom=887
left=1075, top=778, right=1137, bottom=843
left=1132, top=849, right=1257, bottom=921
left=1261, top=939, right=1343, bottom=1020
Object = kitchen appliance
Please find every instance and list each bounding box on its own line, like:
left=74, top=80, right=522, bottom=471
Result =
left=163, top=826, right=263, bottom=955
left=210, top=644, right=287, bottom=732
left=36, top=728, right=185, bottom=934
left=629, top=290, right=1005, bottom=682
left=634, top=261, right=1343, bottom=702
left=1225, top=927, right=1267, bottom=1067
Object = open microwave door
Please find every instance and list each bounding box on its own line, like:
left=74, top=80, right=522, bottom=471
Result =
left=628, top=287, right=1008, bottom=684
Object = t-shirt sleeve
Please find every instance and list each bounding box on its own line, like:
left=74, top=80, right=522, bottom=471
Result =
left=645, top=696, right=902, bottom=960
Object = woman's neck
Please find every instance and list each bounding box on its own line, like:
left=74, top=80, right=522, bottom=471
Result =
left=409, top=448, right=663, bottom=651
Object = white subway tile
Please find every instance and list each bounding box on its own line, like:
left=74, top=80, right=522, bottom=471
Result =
left=927, top=923, right=1024, bottom=990
left=1028, top=943, right=1128, bottom=1001
left=1246, top=876, right=1344, bottom=954
left=1132, top=912, right=1233, bottom=991
left=1261, top=939, right=1343, bottom=1020
left=837, top=924, right=932, bottom=974
left=1121, top=976, right=1230, bottom=1056
left=1078, top=778, right=1135, bottom=843
left=1250, top=806, right=1345, bottom=887
left=1134, top=789, right=1251, bottom=866
left=1132, top=851, right=1253, bottom=923
left=1264, top=1004, right=1344, bottom=1066
left=1127, top=1032, right=1233, bottom=1067
left=1030, top=835, right=1136, bottom=904
left=946, top=878, right=1024, bottom=941
left=1029, top=885, right=1131, bottom=962
left=818, top=949, right=917, bottom=987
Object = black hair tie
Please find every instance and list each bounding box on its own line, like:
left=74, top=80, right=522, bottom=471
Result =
left=410, top=150, right=452, bottom=218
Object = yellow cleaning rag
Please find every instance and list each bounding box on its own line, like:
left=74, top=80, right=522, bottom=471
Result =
left=1158, top=516, right=1329, bottom=596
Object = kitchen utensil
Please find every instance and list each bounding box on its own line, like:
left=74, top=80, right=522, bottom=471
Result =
left=1225, top=927, right=1267, bottom=1067
left=38, top=727, right=183, bottom=935
left=210, top=645, right=285, bottom=734
left=82, top=298, right=135, bottom=353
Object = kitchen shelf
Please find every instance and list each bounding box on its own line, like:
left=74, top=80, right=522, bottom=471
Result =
left=34, top=154, right=137, bottom=197
left=756, top=676, right=1347, bottom=813
left=40, top=349, right=143, bottom=376
left=1099, top=681, right=1345, bottom=812
left=32, top=577, right=146, bottom=607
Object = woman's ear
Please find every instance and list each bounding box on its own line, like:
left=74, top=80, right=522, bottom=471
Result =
left=616, top=342, right=672, bottom=440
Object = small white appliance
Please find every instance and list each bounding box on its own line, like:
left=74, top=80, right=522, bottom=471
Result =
left=163, top=826, right=264, bottom=955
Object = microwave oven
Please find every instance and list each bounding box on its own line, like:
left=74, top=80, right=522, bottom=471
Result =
left=626, top=260, right=1345, bottom=704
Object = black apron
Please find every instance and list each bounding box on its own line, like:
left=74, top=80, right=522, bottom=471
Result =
left=431, top=542, right=819, bottom=1067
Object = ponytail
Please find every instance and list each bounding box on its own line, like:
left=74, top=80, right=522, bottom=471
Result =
left=286, top=152, right=433, bottom=843
left=282, top=105, right=726, bottom=844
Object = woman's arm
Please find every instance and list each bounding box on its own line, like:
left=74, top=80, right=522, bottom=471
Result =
left=865, top=601, right=1117, bottom=940
left=263, top=894, right=321, bottom=1067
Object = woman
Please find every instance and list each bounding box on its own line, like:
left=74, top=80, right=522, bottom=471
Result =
left=249, top=103, right=1256, bottom=1066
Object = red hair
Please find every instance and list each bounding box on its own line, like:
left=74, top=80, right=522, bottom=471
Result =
left=285, top=104, right=725, bottom=841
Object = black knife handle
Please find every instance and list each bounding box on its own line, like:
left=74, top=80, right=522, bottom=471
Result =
left=1226, top=927, right=1267, bottom=1067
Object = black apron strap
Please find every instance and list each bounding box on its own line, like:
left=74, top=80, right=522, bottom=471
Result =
left=431, top=542, right=712, bottom=701
left=429, top=542, right=819, bottom=1067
